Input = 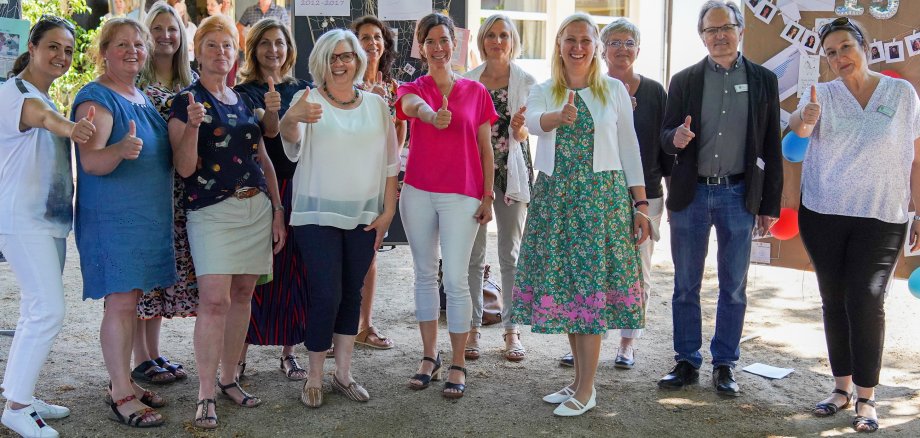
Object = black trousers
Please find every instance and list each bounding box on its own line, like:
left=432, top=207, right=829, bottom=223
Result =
left=294, top=224, right=377, bottom=352
left=799, top=205, right=906, bottom=387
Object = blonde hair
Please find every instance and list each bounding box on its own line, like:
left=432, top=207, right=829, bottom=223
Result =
left=550, top=13, right=608, bottom=105
left=93, top=17, right=151, bottom=75
left=194, top=14, right=238, bottom=60
left=477, top=14, right=521, bottom=60
left=138, top=1, right=194, bottom=90
left=239, top=18, right=297, bottom=85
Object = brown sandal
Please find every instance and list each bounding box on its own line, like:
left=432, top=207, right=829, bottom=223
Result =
left=464, top=329, right=481, bottom=360
left=107, top=394, right=164, bottom=428
left=502, top=330, right=526, bottom=362
left=355, top=326, right=395, bottom=349
left=105, top=381, right=167, bottom=408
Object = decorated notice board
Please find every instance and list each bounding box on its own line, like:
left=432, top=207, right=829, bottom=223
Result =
left=741, top=0, right=920, bottom=279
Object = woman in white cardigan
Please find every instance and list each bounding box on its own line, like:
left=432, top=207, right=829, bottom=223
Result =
left=462, top=14, right=536, bottom=363
left=510, top=13, right=650, bottom=417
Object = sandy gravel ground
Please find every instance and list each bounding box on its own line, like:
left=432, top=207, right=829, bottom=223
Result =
left=1, top=226, right=919, bottom=437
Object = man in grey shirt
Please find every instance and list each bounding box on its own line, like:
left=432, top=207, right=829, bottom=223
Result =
left=657, top=0, right=782, bottom=396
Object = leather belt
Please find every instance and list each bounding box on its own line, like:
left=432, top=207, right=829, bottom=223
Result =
left=697, top=174, right=744, bottom=185
left=233, top=187, right=260, bottom=200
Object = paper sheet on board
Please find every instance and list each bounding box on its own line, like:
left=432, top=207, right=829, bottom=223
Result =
left=794, top=0, right=835, bottom=11
left=797, top=54, right=820, bottom=98
left=762, top=45, right=801, bottom=101
left=378, top=0, right=432, bottom=21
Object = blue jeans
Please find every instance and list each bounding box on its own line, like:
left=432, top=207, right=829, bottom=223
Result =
left=669, top=181, right=754, bottom=369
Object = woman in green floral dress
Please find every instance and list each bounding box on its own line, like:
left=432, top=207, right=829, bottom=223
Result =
left=511, top=13, right=651, bottom=417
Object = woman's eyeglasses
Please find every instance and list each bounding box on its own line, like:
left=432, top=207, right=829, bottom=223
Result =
left=329, top=52, right=356, bottom=63
left=605, top=39, right=637, bottom=49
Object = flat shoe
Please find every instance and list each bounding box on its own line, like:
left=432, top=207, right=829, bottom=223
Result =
left=543, top=386, right=575, bottom=404
left=192, top=399, right=217, bottom=430
left=30, top=398, right=70, bottom=420
left=553, top=387, right=596, bottom=417
left=355, top=326, right=394, bottom=350
left=2, top=405, right=60, bottom=437
left=301, top=382, right=323, bottom=408
left=332, top=375, right=370, bottom=402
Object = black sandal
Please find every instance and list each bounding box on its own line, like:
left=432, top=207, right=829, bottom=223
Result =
left=408, top=355, right=441, bottom=390
left=443, top=365, right=467, bottom=399
left=853, top=398, right=879, bottom=433
left=107, top=394, right=165, bottom=428
left=280, top=355, right=308, bottom=381
left=217, top=380, right=262, bottom=408
left=193, top=398, right=218, bottom=430
left=813, top=388, right=852, bottom=417
left=131, top=360, right=176, bottom=385
left=153, top=356, right=187, bottom=380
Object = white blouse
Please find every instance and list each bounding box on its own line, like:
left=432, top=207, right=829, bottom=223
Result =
left=283, top=90, right=399, bottom=229
left=797, top=76, right=920, bottom=224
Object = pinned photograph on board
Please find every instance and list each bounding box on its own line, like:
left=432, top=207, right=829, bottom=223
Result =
left=754, top=2, right=778, bottom=24
left=884, top=40, right=905, bottom=63
left=800, top=29, right=819, bottom=54
left=868, top=40, right=884, bottom=65
left=745, top=0, right=763, bottom=13
left=781, top=21, right=805, bottom=44
left=905, top=33, right=920, bottom=57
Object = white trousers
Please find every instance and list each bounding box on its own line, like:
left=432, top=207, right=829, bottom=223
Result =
left=621, top=196, right=663, bottom=339
left=0, top=234, right=66, bottom=404
left=400, top=185, right=481, bottom=333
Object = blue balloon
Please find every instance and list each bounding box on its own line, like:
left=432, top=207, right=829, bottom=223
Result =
left=782, top=131, right=810, bottom=163
left=909, top=268, right=920, bottom=299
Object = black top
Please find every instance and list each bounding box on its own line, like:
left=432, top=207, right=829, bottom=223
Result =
left=235, top=78, right=312, bottom=180
left=169, top=80, right=268, bottom=211
left=633, top=75, right=673, bottom=199
left=660, top=56, right=783, bottom=217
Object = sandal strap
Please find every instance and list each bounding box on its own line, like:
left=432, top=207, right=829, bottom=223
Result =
left=218, top=380, right=258, bottom=406
left=421, top=356, right=440, bottom=366
left=281, top=355, right=306, bottom=376
left=113, top=394, right=137, bottom=406
left=196, top=399, right=217, bottom=422
left=856, top=398, right=876, bottom=407
left=565, top=397, right=587, bottom=410
left=832, top=388, right=852, bottom=398
left=448, top=365, right=467, bottom=376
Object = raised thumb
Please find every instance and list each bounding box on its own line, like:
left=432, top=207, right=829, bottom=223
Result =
left=268, top=76, right=275, bottom=92
left=810, top=85, right=818, bottom=103
left=128, top=120, right=136, bottom=137
left=301, top=87, right=311, bottom=101
left=86, top=105, right=95, bottom=122
left=567, top=91, right=575, bottom=105
left=683, top=115, right=692, bottom=129
left=442, top=96, right=449, bottom=111
left=376, top=71, right=383, bottom=84
left=517, top=105, right=527, bottom=115
left=188, top=92, right=196, bottom=105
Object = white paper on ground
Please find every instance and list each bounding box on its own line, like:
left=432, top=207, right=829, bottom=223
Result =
left=743, top=363, right=794, bottom=379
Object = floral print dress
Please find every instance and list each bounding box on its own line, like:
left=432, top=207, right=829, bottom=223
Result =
left=511, top=92, right=644, bottom=334
left=137, top=76, right=199, bottom=319
left=489, top=86, right=533, bottom=195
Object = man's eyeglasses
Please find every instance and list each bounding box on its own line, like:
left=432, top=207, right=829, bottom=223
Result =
left=329, top=52, right=356, bottom=63
left=701, top=24, right=739, bottom=37
left=605, top=39, right=637, bottom=49
left=818, top=16, right=862, bottom=40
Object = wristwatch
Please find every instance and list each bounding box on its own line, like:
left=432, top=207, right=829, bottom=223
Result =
left=633, top=200, right=649, bottom=208
left=483, top=191, right=496, bottom=201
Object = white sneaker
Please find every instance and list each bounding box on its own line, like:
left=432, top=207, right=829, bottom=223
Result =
left=542, top=385, right=575, bottom=404
left=30, top=399, right=69, bottom=420
left=2, top=405, right=60, bottom=438
left=553, top=387, right=596, bottom=417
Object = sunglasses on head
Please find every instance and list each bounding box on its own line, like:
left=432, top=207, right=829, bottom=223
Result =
left=818, top=17, right=861, bottom=40
left=28, top=15, right=76, bottom=40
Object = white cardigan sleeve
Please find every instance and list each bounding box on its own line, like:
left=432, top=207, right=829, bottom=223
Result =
left=612, top=81, right=645, bottom=187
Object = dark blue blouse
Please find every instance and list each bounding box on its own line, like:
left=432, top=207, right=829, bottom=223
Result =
left=235, top=78, right=311, bottom=180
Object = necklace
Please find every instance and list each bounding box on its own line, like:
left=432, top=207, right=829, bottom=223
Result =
left=323, top=82, right=359, bottom=106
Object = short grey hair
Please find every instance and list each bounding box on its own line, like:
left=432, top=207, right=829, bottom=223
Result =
left=601, top=18, right=641, bottom=46
left=477, top=14, right=522, bottom=60
left=697, top=0, right=745, bottom=34
left=308, top=29, right=367, bottom=88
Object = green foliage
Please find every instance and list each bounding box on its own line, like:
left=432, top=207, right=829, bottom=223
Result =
left=22, top=0, right=99, bottom=116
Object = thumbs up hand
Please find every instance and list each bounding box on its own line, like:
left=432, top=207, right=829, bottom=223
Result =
left=801, top=85, right=821, bottom=125
left=673, top=115, right=695, bottom=149
left=510, top=105, right=527, bottom=132
left=560, top=91, right=578, bottom=126
left=71, top=105, right=96, bottom=144
left=432, top=96, right=451, bottom=129
left=186, top=92, right=206, bottom=128
left=264, top=76, right=282, bottom=113
left=369, top=71, right=388, bottom=99
left=288, top=88, right=323, bottom=123
left=117, top=120, right=143, bottom=160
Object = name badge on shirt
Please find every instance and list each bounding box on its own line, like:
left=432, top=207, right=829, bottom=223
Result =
left=756, top=158, right=765, bottom=170
left=734, top=84, right=749, bottom=93
left=877, top=105, right=895, bottom=118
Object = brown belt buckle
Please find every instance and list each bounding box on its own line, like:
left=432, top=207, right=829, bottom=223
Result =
left=233, top=187, right=258, bottom=200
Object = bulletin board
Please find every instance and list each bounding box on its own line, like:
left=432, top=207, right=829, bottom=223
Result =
left=742, top=0, right=920, bottom=279
left=291, top=0, right=467, bottom=82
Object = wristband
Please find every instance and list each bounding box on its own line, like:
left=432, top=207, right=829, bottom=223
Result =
left=483, top=191, right=496, bottom=201
left=273, top=205, right=285, bottom=212
left=633, top=200, right=649, bottom=208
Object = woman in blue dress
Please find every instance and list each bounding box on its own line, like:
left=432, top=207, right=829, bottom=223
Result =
left=71, top=18, right=176, bottom=428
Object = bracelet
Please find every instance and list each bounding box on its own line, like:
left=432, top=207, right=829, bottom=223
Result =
left=913, top=215, right=920, bottom=221
left=633, top=200, right=649, bottom=208
left=798, top=111, right=805, bottom=122
left=273, top=205, right=285, bottom=212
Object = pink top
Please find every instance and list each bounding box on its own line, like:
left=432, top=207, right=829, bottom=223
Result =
left=397, top=75, right=498, bottom=199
